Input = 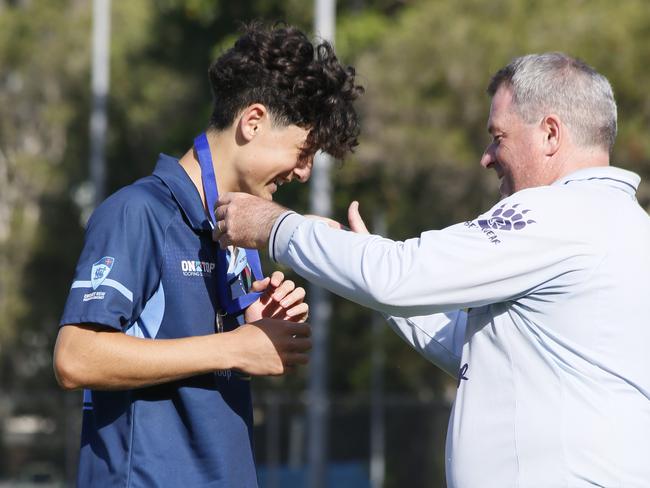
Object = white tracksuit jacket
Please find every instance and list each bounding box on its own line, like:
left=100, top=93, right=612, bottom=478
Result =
left=269, top=166, right=650, bottom=488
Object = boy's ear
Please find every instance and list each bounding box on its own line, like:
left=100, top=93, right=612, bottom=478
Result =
left=237, top=104, right=267, bottom=142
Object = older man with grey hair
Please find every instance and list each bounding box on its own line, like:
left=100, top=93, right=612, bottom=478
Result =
left=215, top=53, right=650, bottom=487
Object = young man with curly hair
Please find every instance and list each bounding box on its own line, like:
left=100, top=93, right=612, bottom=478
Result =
left=54, top=23, right=362, bottom=487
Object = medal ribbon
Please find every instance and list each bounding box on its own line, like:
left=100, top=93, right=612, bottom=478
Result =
left=194, top=132, right=263, bottom=315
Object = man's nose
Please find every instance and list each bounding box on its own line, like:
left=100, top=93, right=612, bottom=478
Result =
left=480, top=147, right=495, bottom=169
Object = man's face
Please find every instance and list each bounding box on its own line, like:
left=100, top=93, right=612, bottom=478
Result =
left=237, top=124, right=313, bottom=200
left=480, top=85, right=545, bottom=197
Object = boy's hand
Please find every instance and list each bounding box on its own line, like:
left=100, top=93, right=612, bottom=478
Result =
left=244, top=271, right=308, bottom=323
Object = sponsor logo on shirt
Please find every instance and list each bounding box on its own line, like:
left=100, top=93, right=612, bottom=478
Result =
left=91, top=256, right=115, bottom=290
left=181, top=260, right=216, bottom=277
left=465, top=203, right=535, bottom=245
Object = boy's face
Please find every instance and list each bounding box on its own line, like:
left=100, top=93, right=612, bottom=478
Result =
left=237, top=123, right=314, bottom=200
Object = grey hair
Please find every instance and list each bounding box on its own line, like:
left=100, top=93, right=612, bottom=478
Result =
left=487, top=52, right=617, bottom=152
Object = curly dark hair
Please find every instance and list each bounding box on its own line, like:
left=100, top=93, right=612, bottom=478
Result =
left=208, top=22, right=363, bottom=159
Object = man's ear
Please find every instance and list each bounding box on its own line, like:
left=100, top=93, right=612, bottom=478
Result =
left=541, top=114, right=561, bottom=157
left=237, top=104, right=268, bottom=142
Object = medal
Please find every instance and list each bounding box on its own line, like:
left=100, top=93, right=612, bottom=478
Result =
left=194, top=132, right=264, bottom=319
left=215, top=312, right=225, bottom=333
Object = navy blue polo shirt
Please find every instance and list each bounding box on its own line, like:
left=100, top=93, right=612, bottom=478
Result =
left=60, top=155, right=258, bottom=487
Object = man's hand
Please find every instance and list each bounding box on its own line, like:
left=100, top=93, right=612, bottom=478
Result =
left=225, top=318, right=312, bottom=376
left=214, top=192, right=286, bottom=249
left=347, top=201, right=370, bottom=234
left=245, top=271, right=308, bottom=323
left=304, top=200, right=371, bottom=234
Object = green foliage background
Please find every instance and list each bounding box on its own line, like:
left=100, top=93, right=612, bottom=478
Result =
left=1, top=0, right=649, bottom=485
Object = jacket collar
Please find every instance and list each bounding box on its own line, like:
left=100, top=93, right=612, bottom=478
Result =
left=552, top=166, right=640, bottom=197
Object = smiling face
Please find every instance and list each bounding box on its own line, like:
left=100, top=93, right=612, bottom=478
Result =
left=236, top=123, right=313, bottom=200
left=480, top=85, right=546, bottom=197
left=226, top=105, right=315, bottom=200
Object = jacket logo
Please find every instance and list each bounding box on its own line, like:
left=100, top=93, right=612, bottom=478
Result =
left=477, top=203, right=535, bottom=231
left=91, top=256, right=114, bottom=290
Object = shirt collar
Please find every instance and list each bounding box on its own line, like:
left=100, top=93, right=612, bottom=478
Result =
left=552, top=166, right=640, bottom=197
left=152, top=154, right=212, bottom=232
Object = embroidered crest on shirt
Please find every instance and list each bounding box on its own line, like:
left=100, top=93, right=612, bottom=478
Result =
left=91, top=256, right=115, bottom=290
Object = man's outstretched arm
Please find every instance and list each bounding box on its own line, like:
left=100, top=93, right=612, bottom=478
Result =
left=216, top=190, right=592, bottom=318
left=216, top=194, right=469, bottom=374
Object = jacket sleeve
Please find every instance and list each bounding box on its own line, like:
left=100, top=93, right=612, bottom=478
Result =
left=269, top=190, right=596, bottom=318
left=383, top=310, right=467, bottom=377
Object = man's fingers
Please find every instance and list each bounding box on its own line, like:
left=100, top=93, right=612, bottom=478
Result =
left=214, top=203, right=227, bottom=223
left=215, top=192, right=234, bottom=208
left=213, top=199, right=228, bottom=239
left=212, top=218, right=223, bottom=241
left=348, top=201, right=370, bottom=234
left=213, top=217, right=232, bottom=248
left=216, top=234, right=231, bottom=249
left=213, top=195, right=236, bottom=246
